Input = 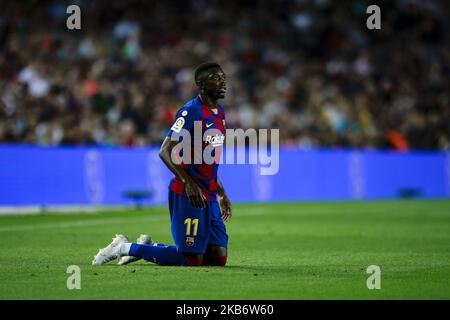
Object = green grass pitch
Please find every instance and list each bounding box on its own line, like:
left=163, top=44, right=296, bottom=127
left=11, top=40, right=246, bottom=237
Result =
left=0, top=200, right=449, bottom=299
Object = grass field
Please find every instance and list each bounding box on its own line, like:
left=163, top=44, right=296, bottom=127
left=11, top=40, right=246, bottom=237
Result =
left=0, top=200, right=449, bottom=299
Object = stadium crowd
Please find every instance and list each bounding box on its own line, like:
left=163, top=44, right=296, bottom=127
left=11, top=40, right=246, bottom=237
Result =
left=0, top=0, right=449, bottom=150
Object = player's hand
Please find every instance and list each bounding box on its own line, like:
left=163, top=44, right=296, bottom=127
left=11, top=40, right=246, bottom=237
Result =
left=219, top=194, right=232, bottom=222
left=185, top=180, right=206, bottom=209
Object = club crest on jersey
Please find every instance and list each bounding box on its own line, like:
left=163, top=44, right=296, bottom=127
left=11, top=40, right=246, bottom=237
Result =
left=171, top=117, right=185, bottom=133
left=185, top=237, right=195, bottom=246
left=205, top=134, right=225, bottom=147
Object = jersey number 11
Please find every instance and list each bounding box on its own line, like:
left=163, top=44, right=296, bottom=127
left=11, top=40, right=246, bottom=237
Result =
left=184, top=218, right=199, bottom=236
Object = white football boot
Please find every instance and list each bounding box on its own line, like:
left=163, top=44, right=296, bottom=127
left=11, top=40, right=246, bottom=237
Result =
left=117, top=234, right=154, bottom=265
left=92, top=234, right=130, bottom=265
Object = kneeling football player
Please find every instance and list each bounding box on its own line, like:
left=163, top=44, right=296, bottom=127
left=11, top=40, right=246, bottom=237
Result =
left=92, top=62, right=232, bottom=267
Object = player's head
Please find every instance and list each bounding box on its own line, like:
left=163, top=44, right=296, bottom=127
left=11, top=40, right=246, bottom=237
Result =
left=194, top=62, right=226, bottom=99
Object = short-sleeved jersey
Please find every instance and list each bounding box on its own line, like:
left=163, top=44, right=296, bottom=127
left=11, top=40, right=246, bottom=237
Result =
left=167, top=95, right=226, bottom=202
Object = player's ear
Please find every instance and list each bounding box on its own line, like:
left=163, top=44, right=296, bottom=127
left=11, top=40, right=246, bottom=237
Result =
left=197, top=79, right=205, bottom=90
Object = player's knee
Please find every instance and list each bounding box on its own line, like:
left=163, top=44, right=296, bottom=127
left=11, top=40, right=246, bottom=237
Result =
left=214, top=255, right=227, bottom=266
left=182, top=254, right=203, bottom=267
left=205, top=255, right=227, bottom=266
left=204, top=245, right=227, bottom=266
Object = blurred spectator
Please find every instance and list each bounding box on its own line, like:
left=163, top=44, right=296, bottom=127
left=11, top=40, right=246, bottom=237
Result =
left=0, top=0, right=449, bottom=151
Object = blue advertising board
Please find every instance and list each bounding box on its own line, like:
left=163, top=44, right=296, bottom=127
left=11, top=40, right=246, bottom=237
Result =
left=0, top=146, right=448, bottom=206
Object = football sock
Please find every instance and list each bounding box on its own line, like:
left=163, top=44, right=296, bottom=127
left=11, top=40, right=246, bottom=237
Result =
left=128, top=243, right=188, bottom=266
left=152, top=243, right=168, bottom=247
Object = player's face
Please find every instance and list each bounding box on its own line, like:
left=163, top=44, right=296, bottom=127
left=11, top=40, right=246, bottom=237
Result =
left=204, top=69, right=226, bottom=99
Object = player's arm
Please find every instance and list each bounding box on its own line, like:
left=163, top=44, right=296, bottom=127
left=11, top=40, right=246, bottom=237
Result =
left=217, top=178, right=232, bottom=222
left=159, top=137, right=206, bottom=209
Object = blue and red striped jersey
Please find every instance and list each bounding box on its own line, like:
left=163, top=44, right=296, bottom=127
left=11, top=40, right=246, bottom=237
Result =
left=167, top=96, right=226, bottom=202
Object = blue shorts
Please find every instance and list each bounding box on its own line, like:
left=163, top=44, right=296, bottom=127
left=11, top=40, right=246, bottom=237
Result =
left=168, top=191, right=228, bottom=254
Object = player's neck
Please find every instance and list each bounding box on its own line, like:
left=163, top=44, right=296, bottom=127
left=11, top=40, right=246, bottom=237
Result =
left=199, top=93, right=218, bottom=110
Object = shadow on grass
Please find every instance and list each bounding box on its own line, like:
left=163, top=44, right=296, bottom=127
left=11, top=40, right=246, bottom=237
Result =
left=225, top=264, right=365, bottom=276
left=91, top=263, right=362, bottom=277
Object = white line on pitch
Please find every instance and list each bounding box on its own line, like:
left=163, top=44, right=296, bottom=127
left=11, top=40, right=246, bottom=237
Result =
left=0, top=216, right=165, bottom=233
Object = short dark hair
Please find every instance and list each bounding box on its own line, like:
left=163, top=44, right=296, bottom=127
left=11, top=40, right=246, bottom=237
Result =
left=194, top=62, right=222, bottom=84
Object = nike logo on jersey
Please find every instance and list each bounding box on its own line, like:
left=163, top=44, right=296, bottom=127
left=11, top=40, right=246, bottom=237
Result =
left=206, top=123, right=214, bottom=128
